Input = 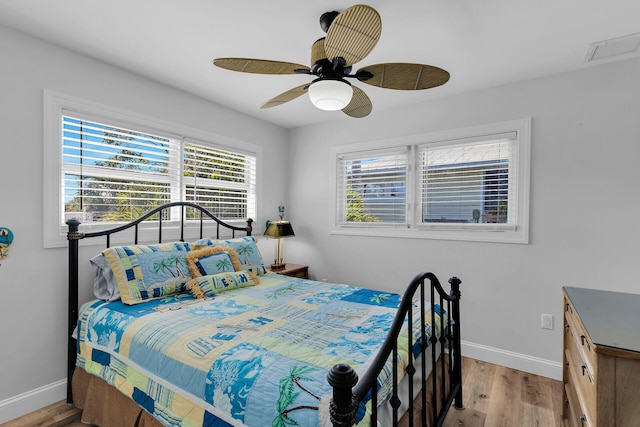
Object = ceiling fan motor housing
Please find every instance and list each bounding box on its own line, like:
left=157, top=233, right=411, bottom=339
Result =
left=310, top=38, right=350, bottom=77
left=319, top=11, right=339, bottom=33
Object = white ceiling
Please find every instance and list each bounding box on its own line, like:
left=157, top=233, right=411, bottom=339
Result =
left=1, top=1, right=639, bottom=129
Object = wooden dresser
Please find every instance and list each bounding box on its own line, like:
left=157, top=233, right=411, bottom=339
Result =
left=562, top=287, right=640, bottom=427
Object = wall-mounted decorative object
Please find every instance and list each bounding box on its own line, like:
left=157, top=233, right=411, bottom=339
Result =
left=0, top=227, right=14, bottom=262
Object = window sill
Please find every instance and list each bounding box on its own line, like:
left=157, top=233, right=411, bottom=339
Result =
left=331, top=224, right=529, bottom=244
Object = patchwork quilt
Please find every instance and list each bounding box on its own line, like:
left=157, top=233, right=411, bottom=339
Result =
left=76, top=274, right=444, bottom=427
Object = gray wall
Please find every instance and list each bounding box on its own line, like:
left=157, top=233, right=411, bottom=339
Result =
left=0, top=24, right=288, bottom=422
left=286, top=56, right=640, bottom=378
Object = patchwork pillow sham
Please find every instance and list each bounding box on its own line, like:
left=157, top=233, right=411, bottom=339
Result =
left=102, top=242, right=192, bottom=305
left=185, top=246, right=259, bottom=283
left=186, top=271, right=256, bottom=298
left=192, top=236, right=267, bottom=275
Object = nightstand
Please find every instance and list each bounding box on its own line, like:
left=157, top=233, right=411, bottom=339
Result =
left=269, top=263, right=309, bottom=279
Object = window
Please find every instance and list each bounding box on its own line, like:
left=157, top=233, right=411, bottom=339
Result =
left=419, top=136, right=515, bottom=226
left=44, top=91, right=259, bottom=247
left=337, top=147, right=408, bottom=225
left=333, top=119, right=531, bottom=243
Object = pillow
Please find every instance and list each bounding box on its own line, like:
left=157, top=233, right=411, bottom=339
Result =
left=186, top=271, right=256, bottom=299
left=192, top=236, right=267, bottom=275
left=90, top=253, right=120, bottom=301
left=187, top=249, right=235, bottom=276
left=185, top=246, right=259, bottom=284
left=102, top=242, right=192, bottom=305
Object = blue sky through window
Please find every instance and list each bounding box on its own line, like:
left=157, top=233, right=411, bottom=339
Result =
left=62, top=117, right=171, bottom=203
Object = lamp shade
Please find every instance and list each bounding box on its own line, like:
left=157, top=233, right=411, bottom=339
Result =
left=308, top=79, right=353, bottom=111
left=264, top=221, right=295, bottom=238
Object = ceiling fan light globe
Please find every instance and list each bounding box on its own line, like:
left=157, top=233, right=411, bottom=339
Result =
left=308, top=79, right=353, bottom=111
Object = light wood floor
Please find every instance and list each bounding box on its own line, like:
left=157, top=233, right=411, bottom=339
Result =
left=3, top=357, right=563, bottom=427
left=440, top=357, right=563, bottom=427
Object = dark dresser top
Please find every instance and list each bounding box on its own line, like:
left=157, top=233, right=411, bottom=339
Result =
left=564, top=286, right=640, bottom=355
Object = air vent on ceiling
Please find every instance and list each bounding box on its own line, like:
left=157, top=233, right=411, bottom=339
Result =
left=584, top=32, right=640, bottom=63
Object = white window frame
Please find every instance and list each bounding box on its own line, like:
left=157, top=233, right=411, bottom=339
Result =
left=331, top=118, right=531, bottom=244
left=43, top=90, right=262, bottom=248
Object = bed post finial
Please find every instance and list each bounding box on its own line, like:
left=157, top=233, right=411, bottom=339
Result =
left=245, top=218, right=253, bottom=236
left=66, top=218, right=84, bottom=240
left=327, top=364, right=358, bottom=427
left=449, top=276, right=461, bottom=296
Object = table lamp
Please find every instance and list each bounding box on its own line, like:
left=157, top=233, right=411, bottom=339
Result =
left=263, top=221, right=295, bottom=270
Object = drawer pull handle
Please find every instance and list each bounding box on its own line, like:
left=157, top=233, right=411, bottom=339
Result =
left=565, top=324, right=570, bottom=333
left=579, top=415, right=586, bottom=427
left=580, top=334, right=592, bottom=351
left=581, top=365, right=594, bottom=383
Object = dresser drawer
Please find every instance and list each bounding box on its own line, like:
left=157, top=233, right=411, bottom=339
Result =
left=565, top=348, right=593, bottom=427
left=564, top=381, right=590, bottom=427
left=565, top=313, right=596, bottom=415
left=564, top=383, right=579, bottom=427
left=565, top=301, right=597, bottom=375
left=287, top=268, right=308, bottom=278
left=270, top=264, right=309, bottom=279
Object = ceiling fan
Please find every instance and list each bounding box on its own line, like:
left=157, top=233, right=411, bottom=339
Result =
left=213, top=4, right=450, bottom=118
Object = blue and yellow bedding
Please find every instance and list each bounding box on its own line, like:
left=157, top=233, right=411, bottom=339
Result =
left=76, top=273, right=443, bottom=427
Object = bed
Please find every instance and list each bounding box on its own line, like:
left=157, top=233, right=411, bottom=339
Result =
left=66, top=202, right=463, bottom=427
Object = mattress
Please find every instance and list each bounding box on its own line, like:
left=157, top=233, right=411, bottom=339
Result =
left=75, top=273, right=445, bottom=427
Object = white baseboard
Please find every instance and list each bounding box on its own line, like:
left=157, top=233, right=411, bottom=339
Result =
left=461, top=340, right=562, bottom=380
left=0, top=379, right=67, bottom=424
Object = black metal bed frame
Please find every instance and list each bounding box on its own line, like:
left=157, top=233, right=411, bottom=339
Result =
left=327, top=272, right=463, bottom=427
left=66, top=202, right=463, bottom=427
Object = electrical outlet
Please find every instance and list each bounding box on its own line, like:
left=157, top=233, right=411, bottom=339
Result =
left=541, top=314, right=553, bottom=330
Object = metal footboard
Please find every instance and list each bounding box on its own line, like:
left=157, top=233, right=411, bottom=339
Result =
left=328, top=273, right=462, bottom=427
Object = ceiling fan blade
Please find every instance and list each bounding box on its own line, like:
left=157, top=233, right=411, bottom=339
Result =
left=310, top=38, right=326, bottom=68
left=213, top=58, right=310, bottom=75
left=342, top=85, right=372, bottom=118
left=357, top=63, right=450, bottom=90
left=325, top=5, right=382, bottom=67
left=261, top=84, right=309, bottom=109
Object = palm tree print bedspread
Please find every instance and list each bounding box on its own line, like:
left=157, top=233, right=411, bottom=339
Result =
left=76, top=273, right=444, bottom=426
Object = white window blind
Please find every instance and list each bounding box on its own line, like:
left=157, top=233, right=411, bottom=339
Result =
left=62, top=115, right=178, bottom=223
left=44, top=91, right=262, bottom=247
left=336, top=147, right=408, bottom=225
left=332, top=119, right=530, bottom=243
left=419, top=133, right=518, bottom=227
left=183, top=140, right=257, bottom=220
left=61, top=115, right=256, bottom=225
